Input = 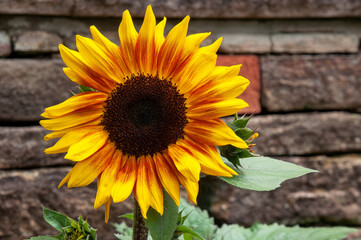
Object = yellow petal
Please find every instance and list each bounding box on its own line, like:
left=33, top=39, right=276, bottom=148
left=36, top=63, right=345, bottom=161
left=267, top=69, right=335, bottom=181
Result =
left=154, top=153, right=180, bottom=206
left=41, top=92, right=107, bottom=118
left=44, top=125, right=103, bottom=154
left=104, top=198, right=112, bottom=223
left=65, top=130, right=109, bottom=161
left=187, top=98, right=248, bottom=120
left=168, top=142, right=201, bottom=182
left=111, top=155, right=137, bottom=203
left=43, top=118, right=101, bottom=141
left=199, top=37, right=223, bottom=53
left=58, top=171, right=71, bottom=188
left=175, top=171, right=198, bottom=204
left=76, top=35, right=122, bottom=84
left=155, top=17, right=166, bottom=52
left=90, top=25, right=131, bottom=77
left=185, top=119, right=248, bottom=149
left=136, top=5, right=156, bottom=74
left=67, top=143, right=115, bottom=187
left=39, top=108, right=103, bottom=131
left=157, top=16, right=189, bottom=79
left=118, top=10, right=139, bottom=73
left=163, top=154, right=199, bottom=204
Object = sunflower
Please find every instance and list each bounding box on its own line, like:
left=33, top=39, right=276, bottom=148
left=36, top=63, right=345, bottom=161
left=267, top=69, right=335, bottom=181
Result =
left=40, top=5, right=249, bottom=222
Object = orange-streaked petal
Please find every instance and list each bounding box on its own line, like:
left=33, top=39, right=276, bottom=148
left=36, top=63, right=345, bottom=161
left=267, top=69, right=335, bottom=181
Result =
left=187, top=98, right=248, bottom=120
left=146, top=155, right=164, bottom=215
left=94, top=150, right=123, bottom=209
left=41, top=92, right=107, bottom=118
left=118, top=10, right=139, bottom=73
left=157, top=16, right=189, bottom=79
left=153, top=153, right=180, bottom=206
left=67, top=143, right=115, bottom=187
left=59, top=45, right=113, bottom=93
left=172, top=51, right=217, bottom=95
left=39, top=108, right=103, bottom=131
left=185, top=119, right=248, bottom=149
left=168, top=142, right=201, bottom=182
left=111, top=155, right=137, bottom=203
left=65, top=130, right=109, bottom=161
left=181, top=137, right=237, bottom=177
left=134, top=156, right=151, bottom=218
left=136, top=5, right=156, bottom=74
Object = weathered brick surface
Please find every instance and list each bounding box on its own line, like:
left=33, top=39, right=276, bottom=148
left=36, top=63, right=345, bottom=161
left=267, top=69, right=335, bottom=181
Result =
left=219, top=34, right=271, bottom=54
left=206, top=154, right=361, bottom=227
left=247, top=112, right=361, bottom=156
left=14, top=31, right=62, bottom=53
left=217, top=55, right=261, bottom=114
left=0, top=0, right=73, bottom=16
left=0, top=168, right=133, bottom=240
left=0, top=59, right=77, bottom=121
left=1, top=0, right=361, bottom=18
left=0, top=31, right=11, bottom=57
left=272, top=33, right=359, bottom=53
left=261, top=54, right=361, bottom=112
left=0, top=127, right=68, bottom=169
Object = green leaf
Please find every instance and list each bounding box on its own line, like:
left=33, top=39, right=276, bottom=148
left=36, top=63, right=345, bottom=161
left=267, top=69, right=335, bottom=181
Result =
left=42, top=207, right=68, bottom=232
left=220, top=157, right=317, bottom=191
left=214, top=223, right=357, bottom=240
left=79, top=85, right=96, bottom=93
left=113, top=222, right=133, bottom=240
left=119, top=213, right=134, bottom=220
left=179, top=199, right=217, bottom=240
left=145, top=190, right=178, bottom=240
left=175, top=226, right=204, bottom=240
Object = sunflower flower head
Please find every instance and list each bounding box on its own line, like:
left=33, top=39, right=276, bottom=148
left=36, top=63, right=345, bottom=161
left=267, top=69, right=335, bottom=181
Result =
left=40, top=5, right=250, bottom=222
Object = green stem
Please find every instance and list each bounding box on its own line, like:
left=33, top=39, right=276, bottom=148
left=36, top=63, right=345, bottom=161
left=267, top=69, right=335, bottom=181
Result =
left=133, top=199, right=148, bottom=240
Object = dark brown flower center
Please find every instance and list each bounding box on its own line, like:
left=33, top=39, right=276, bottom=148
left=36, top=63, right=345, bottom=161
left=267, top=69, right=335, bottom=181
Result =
left=101, top=74, right=188, bottom=158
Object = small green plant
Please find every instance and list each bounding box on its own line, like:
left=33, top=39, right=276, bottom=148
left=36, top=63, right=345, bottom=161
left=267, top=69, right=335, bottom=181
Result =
left=29, top=207, right=97, bottom=240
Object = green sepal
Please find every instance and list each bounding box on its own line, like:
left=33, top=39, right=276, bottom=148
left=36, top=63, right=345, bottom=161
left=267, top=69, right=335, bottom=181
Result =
left=79, top=85, right=96, bottom=93
left=218, top=114, right=257, bottom=168
left=234, top=127, right=254, bottom=140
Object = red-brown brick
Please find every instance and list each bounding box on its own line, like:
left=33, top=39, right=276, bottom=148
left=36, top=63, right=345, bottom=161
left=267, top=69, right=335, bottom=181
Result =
left=217, top=55, right=261, bottom=114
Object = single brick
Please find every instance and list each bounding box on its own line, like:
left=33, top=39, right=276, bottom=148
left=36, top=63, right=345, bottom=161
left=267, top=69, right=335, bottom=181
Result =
left=217, top=55, right=261, bottom=114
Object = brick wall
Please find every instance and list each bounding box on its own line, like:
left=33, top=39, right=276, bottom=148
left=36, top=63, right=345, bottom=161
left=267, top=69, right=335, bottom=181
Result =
left=0, top=1, right=360, bottom=239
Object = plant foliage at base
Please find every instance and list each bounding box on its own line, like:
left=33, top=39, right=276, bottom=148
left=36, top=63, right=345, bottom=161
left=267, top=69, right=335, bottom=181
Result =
left=114, top=199, right=356, bottom=240
left=29, top=207, right=97, bottom=240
